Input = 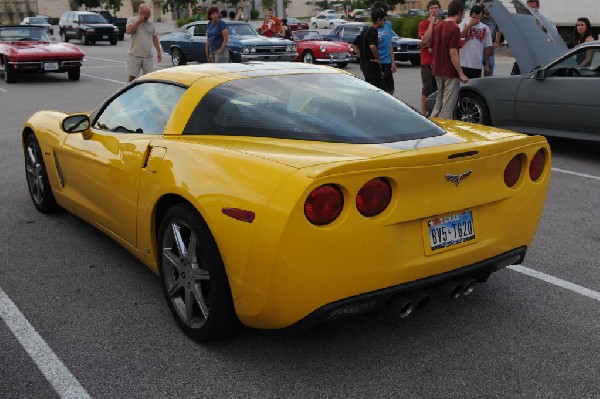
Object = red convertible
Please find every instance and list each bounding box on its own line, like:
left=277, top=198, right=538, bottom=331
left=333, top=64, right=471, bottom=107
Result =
left=0, top=25, right=85, bottom=83
left=292, top=30, right=352, bottom=68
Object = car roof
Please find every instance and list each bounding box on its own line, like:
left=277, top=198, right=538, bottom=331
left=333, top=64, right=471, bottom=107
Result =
left=139, top=62, right=345, bottom=86
left=484, top=0, right=567, bottom=73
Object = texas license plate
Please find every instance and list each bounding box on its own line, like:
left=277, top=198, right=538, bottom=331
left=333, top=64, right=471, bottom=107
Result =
left=44, top=62, right=59, bottom=71
left=102, top=35, right=108, bottom=39
left=427, top=211, right=475, bottom=251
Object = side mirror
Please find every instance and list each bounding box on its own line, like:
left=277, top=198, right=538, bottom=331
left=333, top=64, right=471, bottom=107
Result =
left=535, top=69, right=546, bottom=80
left=62, top=114, right=92, bottom=139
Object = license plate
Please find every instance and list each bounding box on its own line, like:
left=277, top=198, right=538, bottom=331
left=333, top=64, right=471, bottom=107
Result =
left=102, top=35, right=108, bottom=39
left=427, top=211, right=475, bottom=251
left=44, top=62, right=59, bottom=71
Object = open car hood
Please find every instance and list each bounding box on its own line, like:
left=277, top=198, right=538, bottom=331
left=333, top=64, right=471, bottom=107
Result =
left=484, top=0, right=567, bottom=73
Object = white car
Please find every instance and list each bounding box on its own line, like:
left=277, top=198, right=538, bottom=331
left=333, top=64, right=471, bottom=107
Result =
left=310, top=14, right=346, bottom=29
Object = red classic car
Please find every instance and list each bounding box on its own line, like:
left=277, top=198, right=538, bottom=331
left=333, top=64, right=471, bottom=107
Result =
left=286, top=17, right=309, bottom=32
left=292, top=30, right=352, bottom=68
left=0, top=25, right=85, bottom=83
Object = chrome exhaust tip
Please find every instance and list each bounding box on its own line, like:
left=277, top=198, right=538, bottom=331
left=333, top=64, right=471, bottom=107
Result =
left=435, top=280, right=463, bottom=299
left=457, top=277, right=477, bottom=296
left=404, top=290, right=430, bottom=310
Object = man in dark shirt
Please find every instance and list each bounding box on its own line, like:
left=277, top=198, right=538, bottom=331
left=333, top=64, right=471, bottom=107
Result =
left=351, top=8, right=387, bottom=90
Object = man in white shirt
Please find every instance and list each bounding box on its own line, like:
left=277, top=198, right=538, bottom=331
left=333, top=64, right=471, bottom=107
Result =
left=458, top=4, right=492, bottom=79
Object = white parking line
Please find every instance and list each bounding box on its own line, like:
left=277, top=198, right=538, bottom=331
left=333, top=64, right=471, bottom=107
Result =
left=0, top=286, right=91, bottom=399
left=0, top=87, right=8, bottom=93
left=84, top=56, right=126, bottom=63
left=552, top=167, right=600, bottom=182
left=508, top=265, right=600, bottom=302
left=81, top=73, right=125, bottom=84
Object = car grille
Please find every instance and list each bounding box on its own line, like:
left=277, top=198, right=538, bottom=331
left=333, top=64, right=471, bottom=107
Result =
left=94, top=27, right=115, bottom=35
left=256, top=45, right=288, bottom=55
left=329, top=52, right=348, bottom=59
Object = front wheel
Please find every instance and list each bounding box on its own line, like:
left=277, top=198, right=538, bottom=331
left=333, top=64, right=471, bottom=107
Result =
left=80, top=32, right=88, bottom=45
left=454, top=92, right=491, bottom=125
left=67, top=67, right=80, bottom=81
left=118, top=32, right=125, bottom=41
left=61, top=31, right=69, bottom=42
left=311, top=22, right=317, bottom=29
left=4, top=56, right=17, bottom=83
left=158, top=203, right=238, bottom=342
left=24, top=134, right=59, bottom=213
left=109, top=37, right=117, bottom=45
left=410, top=58, right=421, bottom=66
left=171, top=48, right=187, bottom=66
left=336, top=62, right=348, bottom=68
left=329, top=23, right=334, bottom=28
left=302, top=51, right=314, bottom=64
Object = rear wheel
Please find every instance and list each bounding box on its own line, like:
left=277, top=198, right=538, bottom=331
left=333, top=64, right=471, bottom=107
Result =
left=3, top=56, right=16, bottom=83
left=158, top=203, right=238, bottom=342
left=329, top=23, right=334, bottom=28
left=24, top=134, right=59, bottom=213
left=171, top=48, right=187, bottom=66
left=302, top=50, right=314, bottom=64
left=454, top=92, right=491, bottom=125
left=67, top=67, right=80, bottom=81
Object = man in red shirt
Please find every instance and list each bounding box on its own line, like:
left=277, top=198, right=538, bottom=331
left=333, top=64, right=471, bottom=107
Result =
left=261, top=8, right=281, bottom=37
left=430, top=0, right=468, bottom=119
left=418, top=0, right=442, bottom=116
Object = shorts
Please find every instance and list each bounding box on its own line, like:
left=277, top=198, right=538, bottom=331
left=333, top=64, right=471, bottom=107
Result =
left=127, top=55, right=153, bottom=79
left=380, top=64, right=395, bottom=94
left=210, top=50, right=230, bottom=63
left=420, top=64, right=437, bottom=96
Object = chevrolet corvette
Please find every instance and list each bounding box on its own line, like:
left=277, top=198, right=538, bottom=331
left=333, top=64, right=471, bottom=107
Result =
left=22, top=62, right=550, bottom=341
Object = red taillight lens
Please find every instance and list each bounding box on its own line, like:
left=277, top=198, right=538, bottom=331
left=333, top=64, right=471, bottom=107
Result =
left=504, top=155, right=522, bottom=188
left=304, top=184, right=343, bottom=225
left=529, top=149, right=546, bottom=181
left=356, top=177, right=392, bottom=217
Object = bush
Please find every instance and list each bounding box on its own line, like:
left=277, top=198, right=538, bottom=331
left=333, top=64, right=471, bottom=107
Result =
left=250, top=9, right=259, bottom=20
left=389, top=16, right=424, bottom=39
left=176, top=16, right=195, bottom=27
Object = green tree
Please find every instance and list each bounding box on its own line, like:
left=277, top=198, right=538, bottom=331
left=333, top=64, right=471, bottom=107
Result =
left=163, top=0, right=198, bottom=13
left=74, top=0, right=124, bottom=12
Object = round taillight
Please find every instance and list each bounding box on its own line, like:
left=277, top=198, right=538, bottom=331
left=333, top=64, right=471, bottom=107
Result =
left=529, top=149, right=545, bottom=181
left=504, top=155, right=522, bottom=188
left=304, top=184, right=343, bottom=225
left=356, top=177, right=392, bottom=217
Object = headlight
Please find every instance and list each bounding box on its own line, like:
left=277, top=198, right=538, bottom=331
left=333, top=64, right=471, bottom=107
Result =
left=286, top=44, right=292, bottom=52
left=320, top=46, right=326, bottom=53
left=250, top=45, right=256, bottom=53
left=113, top=27, right=119, bottom=32
left=242, top=46, right=250, bottom=54
left=86, top=28, right=95, bottom=33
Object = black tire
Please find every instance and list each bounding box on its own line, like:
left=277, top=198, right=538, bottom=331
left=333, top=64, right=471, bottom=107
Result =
left=158, top=203, right=238, bottom=342
left=24, top=134, right=59, bottom=213
left=61, top=31, right=69, bottom=43
left=410, top=58, right=421, bottom=66
left=302, top=50, right=314, bottom=64
left=109, top=37, right=117, bottom=45
left=171, top=47, right=187, bottom=66
left=4, top=56, right=17, bottom=83
left=118, top=32, right=125, bottom=41
left=454, top=92, right=491, bottom=125
left=67, top=67, right=80, bottom=81
left=311, top=22, right=317, bottom=29
left=336, top=62, right=348, bottom=68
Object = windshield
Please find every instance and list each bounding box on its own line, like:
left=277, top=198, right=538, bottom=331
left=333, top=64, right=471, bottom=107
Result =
left=184, top=74, right=444, bottom=143
left=80, top=14, right=107, bottom=24
left=293, top=31, right=323, bottom=41
left=29, top=17, right=49, bottom=24
left=227, top=23, right=258, bottom=36
left=0, top=27, right=50, bottom=42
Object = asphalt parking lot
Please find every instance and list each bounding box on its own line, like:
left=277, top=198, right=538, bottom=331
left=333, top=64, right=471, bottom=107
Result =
left=0, top=29, right=599, bottom=399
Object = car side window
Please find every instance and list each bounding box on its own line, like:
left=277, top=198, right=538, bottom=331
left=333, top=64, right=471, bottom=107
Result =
left=546, top=48, right=600, bottom=77
left=193, top=24, right=207, bottom=36
left=94, top=82, right=186, bottom=135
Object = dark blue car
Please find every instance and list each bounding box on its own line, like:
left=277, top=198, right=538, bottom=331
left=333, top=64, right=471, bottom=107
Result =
left=159, top=21, right=298, bottom=65
left=325, top=22, right=421, bottom=65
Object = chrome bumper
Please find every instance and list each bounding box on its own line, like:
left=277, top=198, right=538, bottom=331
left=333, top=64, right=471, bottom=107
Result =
left=241, top=53, right=298, bottom=62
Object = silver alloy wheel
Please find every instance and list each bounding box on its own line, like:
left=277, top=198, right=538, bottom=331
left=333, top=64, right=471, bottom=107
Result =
left=455, top=97, right=483, bottom=124
left=302, top=51, right=314, bottom=64
left=162, top=219, right=211, bottom=329
left=172, top=48, right=182, bottom=66
left=25, top=140, right=45, bottom=206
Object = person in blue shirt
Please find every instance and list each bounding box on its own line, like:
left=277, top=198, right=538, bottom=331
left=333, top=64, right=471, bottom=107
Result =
left=374, top=2, right=396, bottom=94
left=205, top=6, right=229, bottom=63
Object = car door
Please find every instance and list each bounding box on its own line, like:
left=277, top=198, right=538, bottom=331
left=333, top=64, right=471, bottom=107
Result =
left=57, top=81, right=186, bottom=246
left=315, top=16, right=326, bottom=29
left=68, top=14, right=78, bottom=39
left=184, top=23, right=208, bottom=63
left=515, top=46, right=600, bottom=133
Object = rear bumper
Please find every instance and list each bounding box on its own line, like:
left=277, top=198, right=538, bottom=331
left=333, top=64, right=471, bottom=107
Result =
left=293, top=247, right=526, bottom=330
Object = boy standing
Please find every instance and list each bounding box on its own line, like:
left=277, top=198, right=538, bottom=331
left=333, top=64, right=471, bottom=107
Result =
left=351, top=8, right=388, bottom=91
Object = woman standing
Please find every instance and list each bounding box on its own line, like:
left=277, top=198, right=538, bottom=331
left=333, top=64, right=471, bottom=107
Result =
left=571, top=17, right=594, bottom=67
left=205, top=6, right=229, bottom=63
left=280, top=18, right=292, bottom=40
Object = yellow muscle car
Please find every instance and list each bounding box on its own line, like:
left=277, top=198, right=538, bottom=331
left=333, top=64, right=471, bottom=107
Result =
left=22, top=62, right=551, bottom=342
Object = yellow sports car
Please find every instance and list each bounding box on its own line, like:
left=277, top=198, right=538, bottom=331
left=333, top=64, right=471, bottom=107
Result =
left=22, top=63, right=551, bottom=342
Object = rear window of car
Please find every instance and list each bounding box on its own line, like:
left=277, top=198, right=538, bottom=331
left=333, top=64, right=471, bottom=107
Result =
left=183, top=73, right=444, bottom=144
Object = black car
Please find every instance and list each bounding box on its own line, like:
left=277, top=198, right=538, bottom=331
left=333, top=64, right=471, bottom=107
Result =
left=59, top=11, right=119, bottom=45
